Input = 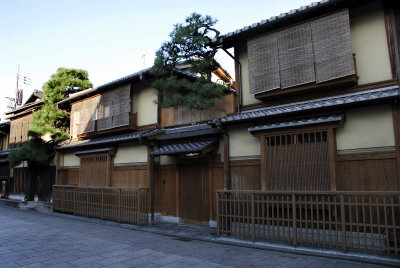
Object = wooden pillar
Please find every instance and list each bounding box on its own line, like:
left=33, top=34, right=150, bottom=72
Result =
left=392, top=102, right=400, bottom=189
left=260, top=136, right=266, bottom=191
left=327, top=128, right=337, bottom=191
left=224, top=132, right=231, bottom=190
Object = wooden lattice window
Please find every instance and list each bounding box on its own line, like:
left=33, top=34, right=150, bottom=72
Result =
left=79, top=153, right=112, bottom=187
left=9, top=114, right=32, bottom=148
left=264, top=130, right=330, bottom=191
left=70, top=85, right=131, bottom=137
left=248, top=9, right=355, bottom=94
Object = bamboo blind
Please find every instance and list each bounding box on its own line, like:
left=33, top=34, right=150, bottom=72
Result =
left=248, top=33, right=280, bottom=93
left=264, top=131, right=330, bottom=191
left=278, top=24, right=315, bottom=89
left=311, top=9, right=355, bottom=82
left=217, top=191, right=400, bottom=257
left=247, top=9, right=354, bottom=94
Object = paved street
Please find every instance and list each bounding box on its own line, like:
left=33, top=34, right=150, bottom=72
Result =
left=0, top=206, right=391, bottom=268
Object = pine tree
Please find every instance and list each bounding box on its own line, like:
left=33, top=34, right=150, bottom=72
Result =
left=30, top=68, right=93, bottom=141
left=151, top=13, right=226, bottom=110
left=9, top=68, right=93, bottom=167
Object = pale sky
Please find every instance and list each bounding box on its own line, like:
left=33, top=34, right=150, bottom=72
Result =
left=0, top=0, right=314, bottom=120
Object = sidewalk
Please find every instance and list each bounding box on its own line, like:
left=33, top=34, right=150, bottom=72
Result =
left=1, top=198, right=399, bottom=267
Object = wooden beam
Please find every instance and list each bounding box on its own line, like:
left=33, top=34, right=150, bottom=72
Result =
left=223, top=132, right=231, bottom=190
left=260, top=136, right=266, bottom=191
left=327, top=128, right=337, bottom=191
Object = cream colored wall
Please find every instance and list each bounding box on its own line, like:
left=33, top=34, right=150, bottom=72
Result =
left=238, top=48, right=263, bottom=106
left=132, top=83, right=158, bottom=126
left=229, top=126, right=260, bottom=158
left=114, top=144, right=148, bottom=164
left=61, top=153, right=80, bottom=167
left=160, top=155, right=176, bottom=165
left=350, top=2, right=392, bottom=85
left=336, top=105, right=395, bottom=152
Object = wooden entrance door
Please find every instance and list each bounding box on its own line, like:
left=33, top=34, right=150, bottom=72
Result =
left=179, top=163, right=209, bottom=225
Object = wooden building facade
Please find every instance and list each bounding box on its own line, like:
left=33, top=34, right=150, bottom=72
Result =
left=53, top=0, right=400, bottom=236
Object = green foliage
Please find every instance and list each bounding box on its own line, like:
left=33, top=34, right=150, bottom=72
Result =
left=8, top=68, right=92, bottom=167
left=151, top=13, right=225, bottom=110
left=30, top=68, right=93, bottom=141
left=8, top=136, right=52, bottom=167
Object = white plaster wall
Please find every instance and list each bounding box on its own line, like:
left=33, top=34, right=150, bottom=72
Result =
left=114, top=144, right=148, bottom=164
left=132, top=84, right=158, bottom=126
left=238, top=48, right=263, bottom=106
left=350, top=2, right=392, bottom=85
left=62, top=153, right=80, bottom=167
left=336, top=105, right=395, bottom=151
left=229, top=126, right=260, bottom=158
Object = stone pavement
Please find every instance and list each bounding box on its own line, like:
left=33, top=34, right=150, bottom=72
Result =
left=0, top=206, right=394, bottom=268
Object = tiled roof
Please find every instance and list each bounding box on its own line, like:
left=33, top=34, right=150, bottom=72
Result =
left=57, top=130, right=148, bottom=150
left=96, top=67, right=152, bottom=91
left=157, top=123, right=223, bottom=141
left=75, top=147, right=115, bottom=156
left=151, top=138, right=217, bottom=156
left=0, top=149, right=12, bottom=157
left=221, top=85, right=399, bottom=124
left=248, top=114, right=343, bottom=133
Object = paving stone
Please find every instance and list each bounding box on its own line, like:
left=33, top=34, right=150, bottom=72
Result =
left=0, top=206, right=395, bottom=268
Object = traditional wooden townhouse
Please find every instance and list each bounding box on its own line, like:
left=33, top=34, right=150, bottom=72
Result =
left=52, top=0, right=400, bottom=256
left=2, top=90, right=55, bottom=200
left=214, top=0, right=400, bottom=255
left=0, top=121, right=10, bottom=197
left=52, top=67, right=237, bottom=225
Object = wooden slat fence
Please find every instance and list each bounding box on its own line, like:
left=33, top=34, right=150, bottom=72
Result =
left=53, top=185, right=149, bottom=225
left=217, top=191, right=400, bottom=256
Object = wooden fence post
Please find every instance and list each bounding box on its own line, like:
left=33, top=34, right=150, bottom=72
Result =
left=216, top=191, right=220, bottom=236
left=340, top=194, right=346, bottom=252
left=101, top=188, right=104, bottom=220
left=61, top=186, right=64, bottom=213
left=292, top=194, right=297, bottom=246
left=118, top=188, right=121, bottom=222
left=251, top=193, right=255, bottom=241
left=137, top=190, right=141, bottom=224
left=73, top=187, right=76, bottom=215
left=86, top=188, right=89, bottom=217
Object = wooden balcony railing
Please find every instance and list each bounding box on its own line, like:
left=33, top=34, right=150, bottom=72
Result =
left=217, top=191, right=400, bottom=256
left=53, top=185, right=149, bottom=225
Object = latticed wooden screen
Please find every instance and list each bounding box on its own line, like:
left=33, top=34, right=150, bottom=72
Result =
left=311, top=9, right=354, bottom=82
left=264, top=130, right=330, bottom=190
left=248, top=9, right=354, bottom=94
left=9, top=114, right=32, bottom=147
left=70, top=85, right=131, bottom=136
left=79, top=154, right=109, bottom=186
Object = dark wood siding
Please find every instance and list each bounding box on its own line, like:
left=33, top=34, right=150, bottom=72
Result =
left=230, top=160, right=261, bottom=190
left=111, top=165, right=148, bottom=188
left=337, top=151, right=399, bottom=190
